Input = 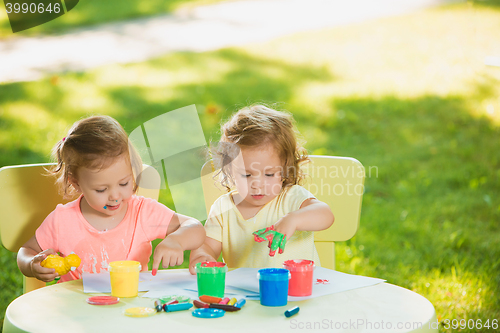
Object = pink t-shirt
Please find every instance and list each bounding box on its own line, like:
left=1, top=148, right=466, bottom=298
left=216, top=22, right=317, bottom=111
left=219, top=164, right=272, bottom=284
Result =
left=36, top=195, right=174, bottom=282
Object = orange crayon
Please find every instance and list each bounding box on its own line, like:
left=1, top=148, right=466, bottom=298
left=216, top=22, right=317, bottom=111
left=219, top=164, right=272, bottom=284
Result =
left=199, top=295, right=223, bottom=304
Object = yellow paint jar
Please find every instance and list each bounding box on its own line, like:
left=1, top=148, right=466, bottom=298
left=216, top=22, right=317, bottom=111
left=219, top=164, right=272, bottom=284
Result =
left=109, top=261, right=141, bottom=298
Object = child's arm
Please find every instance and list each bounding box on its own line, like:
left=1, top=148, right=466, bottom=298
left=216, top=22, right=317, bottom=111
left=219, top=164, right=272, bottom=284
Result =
left=151, top=213, right=205, bottom=274
left=274, top=198, right=334, bottom=239
left=188, top=237, right=222, bottom=275
left=17, top=236, right=59, bottom=282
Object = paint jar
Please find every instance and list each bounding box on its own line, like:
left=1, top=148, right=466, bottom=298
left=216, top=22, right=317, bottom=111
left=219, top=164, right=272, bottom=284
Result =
left=195, top=262, right=228, bottom=298
left=283, top=259, right=315, bottom=296
left=257, top=268, right=291, bottom=306
left=108, top=260, right=141, bottom=298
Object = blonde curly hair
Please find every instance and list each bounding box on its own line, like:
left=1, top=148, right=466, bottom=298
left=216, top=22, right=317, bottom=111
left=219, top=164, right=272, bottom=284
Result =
left=212, top=104, right=309, bottom=192
left=50, top=115, right=143, bottom=198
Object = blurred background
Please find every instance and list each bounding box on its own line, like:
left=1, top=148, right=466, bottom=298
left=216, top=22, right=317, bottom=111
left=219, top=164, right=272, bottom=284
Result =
left=0, top=1, right=499, bottom=332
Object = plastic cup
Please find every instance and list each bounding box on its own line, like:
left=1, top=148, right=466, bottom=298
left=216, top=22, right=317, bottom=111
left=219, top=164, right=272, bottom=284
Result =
left=108, top=261, right=141, bottom=298
left=283, top=259, right=315, bottom=296
left=257, top=268, right=291, bottom=306
left=195, top=262, right=228, bottom=298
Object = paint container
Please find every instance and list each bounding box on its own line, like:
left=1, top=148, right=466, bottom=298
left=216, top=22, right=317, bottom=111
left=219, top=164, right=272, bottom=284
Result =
left=109, top=261, right=141, bottom=298
left=257, top=268, right=291, bottom=306
left=283, top=259, right=315, bottom=296
left=195, top=262, right=228, bottom=298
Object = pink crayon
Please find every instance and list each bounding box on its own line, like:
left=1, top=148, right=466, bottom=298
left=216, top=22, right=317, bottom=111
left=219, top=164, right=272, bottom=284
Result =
left=219, top=297, right=230, bottom=305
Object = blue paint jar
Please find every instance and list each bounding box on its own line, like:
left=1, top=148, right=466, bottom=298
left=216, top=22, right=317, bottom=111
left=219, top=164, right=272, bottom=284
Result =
left=257, top=268, right=291, bottom=306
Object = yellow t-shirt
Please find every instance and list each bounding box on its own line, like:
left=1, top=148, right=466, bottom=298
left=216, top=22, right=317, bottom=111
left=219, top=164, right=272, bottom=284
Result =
left=205, top=185, right=320, bottom=268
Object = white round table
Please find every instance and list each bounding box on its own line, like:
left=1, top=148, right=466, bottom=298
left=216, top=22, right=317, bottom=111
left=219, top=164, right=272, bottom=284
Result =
left=4, top=270, right=437, bottom=333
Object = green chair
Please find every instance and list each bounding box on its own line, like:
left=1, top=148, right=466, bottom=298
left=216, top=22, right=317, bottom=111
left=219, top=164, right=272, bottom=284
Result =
left=200, top=155, right=365, bottom=269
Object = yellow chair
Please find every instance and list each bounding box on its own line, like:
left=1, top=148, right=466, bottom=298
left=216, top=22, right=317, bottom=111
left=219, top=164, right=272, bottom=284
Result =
left=200, top=155, right=365, bottom=269
left=0, top=163, right=160, bottom=293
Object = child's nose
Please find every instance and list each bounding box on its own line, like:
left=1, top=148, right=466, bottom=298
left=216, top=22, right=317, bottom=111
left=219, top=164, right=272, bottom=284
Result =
left=250, top=176, right=263, bottom=188
left=108, top=189, right=120, bottom=201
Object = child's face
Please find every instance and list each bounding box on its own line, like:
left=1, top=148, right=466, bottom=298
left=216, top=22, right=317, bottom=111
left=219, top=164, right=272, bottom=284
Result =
left=231, top=143, right=283, bottom=208
left=71, top=155, right=134, bottom=218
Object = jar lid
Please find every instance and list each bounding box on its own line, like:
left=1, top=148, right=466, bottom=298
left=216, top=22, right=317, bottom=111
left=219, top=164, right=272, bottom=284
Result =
left=195, top=262, right=228, bottom=274
left=192, top=308, right=225, bottom=318
left=108, top=260, right=141, bottom=272
left=257, top=268, right=291, bottom=281
left=124, top=307, right=156, bottom=317
left=283, top=259, right=315, bottom=272
left=86, top=296, right=119, bottom=305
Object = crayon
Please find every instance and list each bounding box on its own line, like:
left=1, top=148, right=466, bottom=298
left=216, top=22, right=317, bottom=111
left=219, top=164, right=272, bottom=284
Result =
left=284, top=306, right=300, bottom=318
left=234, top=299, right=246, bottom=308
left=209, top=303, right=241, bottom=312
left=199, top=295, right=222, bottom=304
left=162, top=300, right=179, bottom=311
left=193, top=300, right=209, bottom=308
left=228, top=298, right=237, bottom=306
left=164, top=303, right=193, bottom=312
left=154, top=299, right=163, bottom=312
left=219, top=297, right=230, bottom=305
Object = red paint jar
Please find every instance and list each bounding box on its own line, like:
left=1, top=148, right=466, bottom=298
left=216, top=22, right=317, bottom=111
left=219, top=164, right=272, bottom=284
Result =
left=283, top=259, right=315, bottom=296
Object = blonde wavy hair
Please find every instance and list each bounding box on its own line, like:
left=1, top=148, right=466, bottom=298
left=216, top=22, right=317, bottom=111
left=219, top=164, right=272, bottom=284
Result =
left=49, top=115, right=143, bottom=198
left=212, top=104, right=309, bottom=192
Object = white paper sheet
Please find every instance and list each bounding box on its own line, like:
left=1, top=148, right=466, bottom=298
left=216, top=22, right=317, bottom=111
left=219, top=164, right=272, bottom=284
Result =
left=83, top=267, right=385, bottom=301
left=141, top=288, right=200, bottom=299
left=82, top=270, right=197, bottom=293
left=225, top=267, right=386, bottom=301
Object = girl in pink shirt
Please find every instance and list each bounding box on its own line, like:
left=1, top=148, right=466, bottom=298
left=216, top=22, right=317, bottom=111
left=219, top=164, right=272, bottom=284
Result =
left=17, top=115, right=205, bottom=282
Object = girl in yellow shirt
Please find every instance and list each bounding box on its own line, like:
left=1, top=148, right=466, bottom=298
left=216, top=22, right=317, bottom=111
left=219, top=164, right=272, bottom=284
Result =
left=189, top=105, right=334, bottom=272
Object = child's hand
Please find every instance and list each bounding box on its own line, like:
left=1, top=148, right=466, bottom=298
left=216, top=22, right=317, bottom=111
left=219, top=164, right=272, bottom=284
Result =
left=151, top=237, right=185, bottom=276
left=253, top=225, right=287, bottom=256
left=188, top=238, right=221, bottom=275
left=188, top=254, right=217, bottom=275
left=31, top=249, right=59, bottom=282
left=253, top=216, right=298, bottom=256
left=274, top=215, right=299, bottom=241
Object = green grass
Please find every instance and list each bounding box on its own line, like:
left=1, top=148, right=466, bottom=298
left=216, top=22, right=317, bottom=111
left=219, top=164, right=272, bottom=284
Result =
left=0, top=0, right=227, bottom=38
left=1, top=2, right=500, bottom=332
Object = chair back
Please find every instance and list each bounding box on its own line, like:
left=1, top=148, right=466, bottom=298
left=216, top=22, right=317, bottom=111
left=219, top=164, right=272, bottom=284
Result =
left=200, top=155, right=365, bottom=269
left=0, top=163, right=160, bottom=293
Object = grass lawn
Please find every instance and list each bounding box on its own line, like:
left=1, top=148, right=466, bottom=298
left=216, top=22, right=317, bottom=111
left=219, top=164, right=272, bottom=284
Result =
left=1, top=2, right=500, bottom=332
left=0, top=0, right=227, bottom=38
